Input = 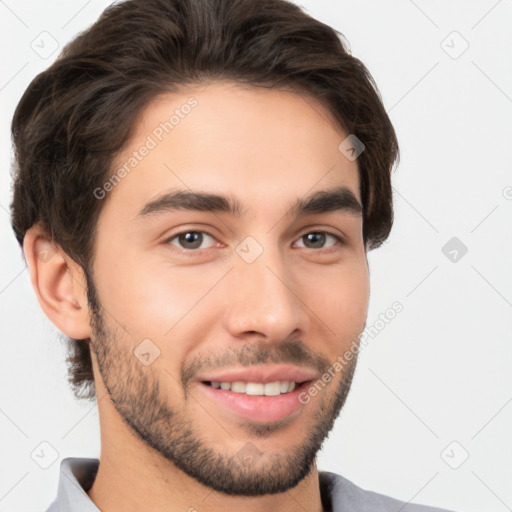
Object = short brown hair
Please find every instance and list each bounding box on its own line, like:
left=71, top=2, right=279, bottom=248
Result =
left=10, top=0, right=399, bottom=401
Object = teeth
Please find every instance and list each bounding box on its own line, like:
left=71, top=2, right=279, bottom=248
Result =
left=264, top=382, right=281, bottom=396
left=209, top=380, right=298, bottom=396
left=245, top=382, right=264, bottom=395
left=231, top=381, right=246, bottom=393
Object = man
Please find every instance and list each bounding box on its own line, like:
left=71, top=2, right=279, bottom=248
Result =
left=10, top=0, right=456, bottom=510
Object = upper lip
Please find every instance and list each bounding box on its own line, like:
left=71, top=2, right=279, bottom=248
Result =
left=196, top=365, right=318, bottom=384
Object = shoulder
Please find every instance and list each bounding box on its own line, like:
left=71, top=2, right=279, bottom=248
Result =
left=319, top=470, right=457, bottom=512
left=43, top=499, right=58, bottom=512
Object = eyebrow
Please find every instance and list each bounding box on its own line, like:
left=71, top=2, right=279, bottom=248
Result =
left=137, top=185, right=362, bottom=219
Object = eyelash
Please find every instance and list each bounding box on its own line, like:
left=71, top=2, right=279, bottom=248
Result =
left=163, top=229, right=345, bottom=254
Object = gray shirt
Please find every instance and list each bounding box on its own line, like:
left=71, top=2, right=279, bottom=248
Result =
left=44, top=458, right=456, bottom=512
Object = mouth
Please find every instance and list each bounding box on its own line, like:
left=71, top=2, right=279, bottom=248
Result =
left=201, top=379, right=309, bottom=396
left=197, top=379, right=314, bottom=423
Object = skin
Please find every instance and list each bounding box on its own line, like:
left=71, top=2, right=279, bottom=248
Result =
left=24, top=81, right=370, bottom=512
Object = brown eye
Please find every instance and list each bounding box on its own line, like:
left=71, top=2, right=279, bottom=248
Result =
left=167, top=231, right=216, bottom=250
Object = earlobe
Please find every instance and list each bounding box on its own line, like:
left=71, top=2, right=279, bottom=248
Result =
left=23, top=225, right=92, bottom=340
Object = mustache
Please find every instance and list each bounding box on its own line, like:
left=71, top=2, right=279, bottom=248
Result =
left=181, top=339, right=332, bottom=389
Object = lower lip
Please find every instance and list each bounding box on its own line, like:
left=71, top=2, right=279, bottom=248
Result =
left=198, top=381, right=311, bottom=423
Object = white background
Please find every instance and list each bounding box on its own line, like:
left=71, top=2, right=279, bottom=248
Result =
left=1, top=1, right=511, bottom=511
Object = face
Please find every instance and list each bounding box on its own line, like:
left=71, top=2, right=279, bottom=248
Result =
left=87, top=81, right=369, bottom=495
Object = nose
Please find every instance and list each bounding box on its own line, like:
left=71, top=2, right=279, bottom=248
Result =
left=222, top=245, right=310, bottom=343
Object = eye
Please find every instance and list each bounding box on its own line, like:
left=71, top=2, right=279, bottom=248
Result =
left=295, top=231, right=343, bottom=250
left=166, top=231, right=217, bottom=251
left=164, top=229, right=344, bottom=253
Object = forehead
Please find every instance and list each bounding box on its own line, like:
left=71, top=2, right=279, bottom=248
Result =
left=102, top=81, right=361, bottom=222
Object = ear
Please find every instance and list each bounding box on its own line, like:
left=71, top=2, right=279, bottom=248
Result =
left=23, top=224, right=92, bottom=340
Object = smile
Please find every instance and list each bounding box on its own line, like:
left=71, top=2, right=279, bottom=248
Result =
left=205, top=380, right=298, bottom=396
left=198, top=379, right=313, bottom=423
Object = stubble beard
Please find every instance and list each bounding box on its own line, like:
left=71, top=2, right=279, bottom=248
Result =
left=86, top=274, right=359, bottom=496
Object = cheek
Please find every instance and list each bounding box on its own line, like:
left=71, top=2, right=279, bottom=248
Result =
left=298, top=258, right=369, bottom=339
left=342, top=262, right=370, bottom=323
left=94, top=253, right=227, bottom=340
